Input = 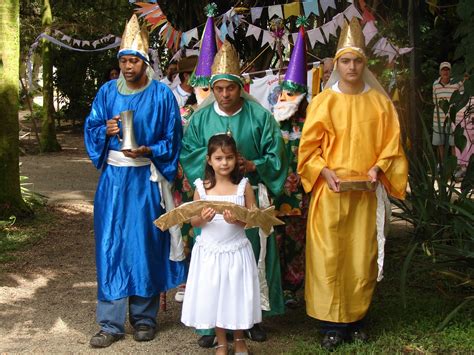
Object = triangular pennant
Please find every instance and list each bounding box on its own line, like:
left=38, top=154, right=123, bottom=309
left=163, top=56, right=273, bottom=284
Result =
left=333, top=13, right=345, bottom=29
left=261, top=30, right=275, bottom=47
left=188, top=27, right=199, bottom=41
left=220, top=22, right=228, bottom=41
left=246, top=24, right=262, bottom=41
left=320, top=20, right=337, bottom=40
left=363, top=21, right=378, bottom=45
left=251, top=7, right=263, bottom=23
left=73, top=39, right=81, bottom=46
left=307, top=28, right=325, bottom=48
left=82, top=40, right=90, bottom=47
left=283, top=2, right=300, bottom=19
left=343, top=4, right=363, bottom=21
left=398, top=47, right=413, bottom=55
left=61, top=35, right=71, bottom=43
left=268, top=5, right=283, bottom=19
left=292, top=31, right=299, bottom=44
left=303, top=1, right=319, bottom=17
left=92, top=40, right=100, bottom=48
left=320, top=0, right=336, bottom=14
left=227, top=21, right=235, bottom=40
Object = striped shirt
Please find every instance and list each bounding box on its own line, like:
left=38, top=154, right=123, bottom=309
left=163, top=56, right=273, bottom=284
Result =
left=433, top=78, right=463, bottom=123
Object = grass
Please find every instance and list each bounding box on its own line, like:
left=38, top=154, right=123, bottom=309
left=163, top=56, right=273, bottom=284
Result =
left=0, top=206, right=51, bottom=264
left=280, top=224, right=474, bottom=354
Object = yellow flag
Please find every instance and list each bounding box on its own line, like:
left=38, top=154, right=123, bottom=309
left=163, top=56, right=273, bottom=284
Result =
left=283, top=3, right=300, bottom=19
left=392, top=88, right=399, bottom=102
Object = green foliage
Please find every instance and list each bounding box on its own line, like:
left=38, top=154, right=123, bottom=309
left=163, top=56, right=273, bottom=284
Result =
left=0, top=206, right=49, bottom=263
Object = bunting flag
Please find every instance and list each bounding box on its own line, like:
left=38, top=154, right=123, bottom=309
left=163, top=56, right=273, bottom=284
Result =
left=320, top=0, right=336, bottom=14
left=251, top=7, right=263, bottom=23
left=283, top=2, right=300, bottom=18
left=343, top=4, right=363, bottom=20
left=320, top=20, right=337, bottom=40
left=261, top=30, right=275, bottom=47
left=246, top=23, right=262, bottom=41
left=268, top=5, right=283, bottom=19
left=363, top=21, right=378, bottom=45
left=302, top=1, right=319, bottom=17
left=307, top=28, right=325, bottom=47
left=333, top=13, right=345, bottom=28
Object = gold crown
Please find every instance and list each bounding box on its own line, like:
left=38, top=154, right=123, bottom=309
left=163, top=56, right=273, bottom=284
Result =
left=211, top=41, right=240, bottom=76
left=336, top=17, right=365, bottom=54
left=120, top=14, right=149, bottom=57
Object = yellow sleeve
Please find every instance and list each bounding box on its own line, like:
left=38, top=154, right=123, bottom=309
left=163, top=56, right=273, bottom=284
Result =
left=377, top=100, right=408, bottom=200
left=297, top=95, right=330, bottom=193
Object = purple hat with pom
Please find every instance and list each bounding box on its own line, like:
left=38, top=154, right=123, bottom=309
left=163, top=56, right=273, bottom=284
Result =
left=281, top=17, right=308, bottom=94
left=189, top=3, right=218, bottom=88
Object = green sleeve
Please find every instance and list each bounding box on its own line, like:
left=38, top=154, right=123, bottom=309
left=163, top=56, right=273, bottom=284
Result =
left=252, top=110, right=288, bottom=197
left=179, top=115, right=207, bottom=183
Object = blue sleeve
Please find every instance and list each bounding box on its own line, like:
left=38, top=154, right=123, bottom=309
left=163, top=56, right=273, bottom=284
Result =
left=84, top=85, right=110, bottom=169
left=149, top=86, right=183, bottom=182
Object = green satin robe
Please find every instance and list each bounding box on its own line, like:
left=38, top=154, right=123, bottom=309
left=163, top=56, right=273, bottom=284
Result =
left=180, top=99, right=288, bottom=316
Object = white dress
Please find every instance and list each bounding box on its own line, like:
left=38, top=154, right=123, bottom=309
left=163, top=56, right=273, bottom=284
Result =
left=181, top=178, right=261, bottom=330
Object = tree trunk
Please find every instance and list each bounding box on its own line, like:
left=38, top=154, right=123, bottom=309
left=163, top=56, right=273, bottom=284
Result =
left=408, top=0, right=422, bottom=154
left=40, top=0, right=61, bottom=152
left=0, top=0, right=32, bottom=218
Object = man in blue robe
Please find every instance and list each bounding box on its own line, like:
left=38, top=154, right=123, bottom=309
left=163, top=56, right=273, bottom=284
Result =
left=84, top=15, right=185, bottom=348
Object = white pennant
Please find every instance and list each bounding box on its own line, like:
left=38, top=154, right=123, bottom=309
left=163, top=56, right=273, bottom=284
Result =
left=268, top=5, right=283, bottom=19
left=320, top=0, right=336, bottom=14
left=251, top=7, right=263, bottom=23
left=343, top=4, right=363, bottom=21
left=188, top=28, right=199, bottom=41
left=261, top=30, right=275, bottom=47
left=398, top=47, right=413, bottom=55
left=246, top=24, right=262, bottom=41
left=73, top=39, right=81, bottom=46
left=61, top=35, right=71, bottom=43
left=307, top=28, right=325, bottom=48
left=292, top=31, right=298, bottom=44
left=333, top=13, right=345, bottom=29
left=363, top=21, right=378, bottom=45
left=92, top=40, right=100, bottom=48
left=82, top=40, right=90, bottom=47
left=228, top=21, right=235, bottom=40
left=321, top=20, right=337, bottom=40
left=54, top=29, right=62, bottom=37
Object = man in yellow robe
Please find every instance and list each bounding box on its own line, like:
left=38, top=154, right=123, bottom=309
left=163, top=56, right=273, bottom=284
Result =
left=297, top=18, right=408, bottom=350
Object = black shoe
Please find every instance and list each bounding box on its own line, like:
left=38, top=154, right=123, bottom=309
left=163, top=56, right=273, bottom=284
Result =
left=197, top=335, right=217, bottom=348
left=244, top=324, right=267, bottom=342
left=321, top=330, right=344, bottom=351
left=89, top=330, right=123, bottom=348
left=349, top=329, right=368, bottom=343
left=133, top=324, right=156, bottom=342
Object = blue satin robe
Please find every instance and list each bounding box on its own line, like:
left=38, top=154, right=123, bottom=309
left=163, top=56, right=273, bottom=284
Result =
left=84, top=79, right=186, bottom=301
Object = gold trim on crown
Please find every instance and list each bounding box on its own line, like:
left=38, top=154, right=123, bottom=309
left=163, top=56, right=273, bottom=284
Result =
left=120, top=14, right=149, bottom=55
left=336, top=18, right=365, bottom=55
left=211, top=41, right=240, bottom=76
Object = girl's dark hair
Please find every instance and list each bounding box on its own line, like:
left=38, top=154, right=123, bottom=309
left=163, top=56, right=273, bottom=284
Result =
left=204, top=134, right=242, bottom=190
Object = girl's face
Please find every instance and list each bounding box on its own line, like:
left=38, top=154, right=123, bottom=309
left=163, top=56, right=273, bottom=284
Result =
left=207, top=147, right=236, bottom=177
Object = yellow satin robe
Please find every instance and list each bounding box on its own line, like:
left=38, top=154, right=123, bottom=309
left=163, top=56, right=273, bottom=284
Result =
left=297, top=87, right=408, bottom=323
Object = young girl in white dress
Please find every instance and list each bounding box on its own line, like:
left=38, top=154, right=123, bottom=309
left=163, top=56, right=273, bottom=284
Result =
left=181, top=134, right=261, bottom=354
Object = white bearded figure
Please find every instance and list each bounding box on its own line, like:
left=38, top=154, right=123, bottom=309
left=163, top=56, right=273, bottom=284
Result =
left=273, top=90, right=306, bottom=122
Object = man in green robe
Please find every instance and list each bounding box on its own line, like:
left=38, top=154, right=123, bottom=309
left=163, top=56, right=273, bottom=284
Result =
left=180, top=41, right=288, bottom=346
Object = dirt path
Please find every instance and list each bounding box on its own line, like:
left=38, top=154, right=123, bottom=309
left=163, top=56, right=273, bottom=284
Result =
left=0, top=131, right=303, bottom=353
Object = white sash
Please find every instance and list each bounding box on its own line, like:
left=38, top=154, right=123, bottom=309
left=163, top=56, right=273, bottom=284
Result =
left=375, top=183, right=391, bottom=281
left=107, top=150, right=185, bottom=262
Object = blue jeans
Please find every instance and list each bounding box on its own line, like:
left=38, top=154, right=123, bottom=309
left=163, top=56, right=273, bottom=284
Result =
left=96, top=295, right=159, bottom=335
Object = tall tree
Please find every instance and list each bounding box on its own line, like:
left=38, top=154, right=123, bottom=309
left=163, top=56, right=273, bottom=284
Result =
left=40, top=0, right=60, bottom=152
left=0, top=0, right=32, bottom=218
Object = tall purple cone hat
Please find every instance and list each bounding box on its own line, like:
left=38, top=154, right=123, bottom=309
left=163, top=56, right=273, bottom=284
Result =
left=281, top=17, right=308, bottom=94
left=190, top=3, right=218, bottom=88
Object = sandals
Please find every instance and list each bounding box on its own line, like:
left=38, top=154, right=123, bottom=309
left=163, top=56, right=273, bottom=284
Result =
left=234, top=338, right=250, bottom=355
